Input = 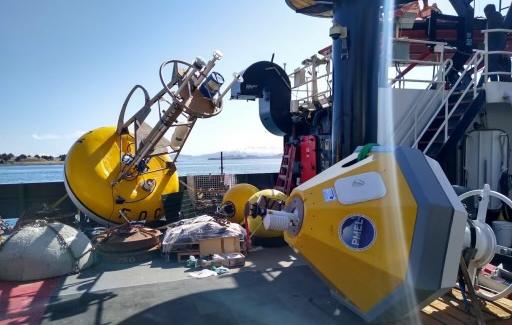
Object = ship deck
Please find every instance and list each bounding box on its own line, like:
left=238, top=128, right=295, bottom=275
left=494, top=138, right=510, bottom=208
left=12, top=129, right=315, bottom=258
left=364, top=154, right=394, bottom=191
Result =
left=1, top=246, right=512, bottom=325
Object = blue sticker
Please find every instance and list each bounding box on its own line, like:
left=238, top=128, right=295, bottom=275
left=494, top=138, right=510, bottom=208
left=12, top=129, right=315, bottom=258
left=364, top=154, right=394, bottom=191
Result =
left=339, top=215, right=376, bottom=251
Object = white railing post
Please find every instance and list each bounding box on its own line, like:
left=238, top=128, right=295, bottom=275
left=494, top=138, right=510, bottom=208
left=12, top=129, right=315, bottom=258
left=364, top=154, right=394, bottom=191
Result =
left=440, top=44, right=445, bottom=84
left=397, top=59, right=453, bottom=147
left=441, top=44, right=447, bottom=108
left=443, top=41, right=448, bottom=142
left=484, top=31, right=489, bottom=81
left=413, top=53, right=475, bottom=150
left=444, top=99, right=448, bottom=142
left=414, top=112, right=417, bottom=142
left=473, top=52, right=478, bottom=99
left=481, top=29, right=512, bottom=83
left=422, top=52, right=482, bottom=152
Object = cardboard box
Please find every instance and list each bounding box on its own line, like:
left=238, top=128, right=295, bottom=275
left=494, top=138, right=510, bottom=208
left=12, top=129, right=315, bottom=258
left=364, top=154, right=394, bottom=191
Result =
left=222, top=252, right=245, bottom=268
left=200, top=253, right=225, bottom=268
left=199, top=236, right=241, bottom=257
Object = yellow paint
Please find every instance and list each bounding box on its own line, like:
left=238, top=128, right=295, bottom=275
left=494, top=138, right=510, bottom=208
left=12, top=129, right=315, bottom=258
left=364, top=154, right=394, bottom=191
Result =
left=247, top=189, right=287, bottom=238
left=65, top=126, right=179, bottom=224
left=284, top=153, right=417, bottom=312
left=222, top=183, right=259, bottom=224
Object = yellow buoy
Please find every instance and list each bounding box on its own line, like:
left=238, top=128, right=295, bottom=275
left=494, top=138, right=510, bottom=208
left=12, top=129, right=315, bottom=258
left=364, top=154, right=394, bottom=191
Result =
left=246, top=189, right=287, bottom=238
left=64, top=126, right=179, bottom=225
left=221, top=183, right=259, bottom=224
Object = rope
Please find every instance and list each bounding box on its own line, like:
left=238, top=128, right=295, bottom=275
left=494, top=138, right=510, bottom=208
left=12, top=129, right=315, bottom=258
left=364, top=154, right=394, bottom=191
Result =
left=50, top=193, right=69, bottom=209
left=249, top=221, right=264, bottom=240
left=179, top=179, right=195, bottom=192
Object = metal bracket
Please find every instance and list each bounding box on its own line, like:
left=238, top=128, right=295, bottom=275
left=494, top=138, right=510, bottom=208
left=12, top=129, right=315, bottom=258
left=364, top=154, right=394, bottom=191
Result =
left=330, top=24, right=349, bottom=61
left=459, top=256, right=486, bottom=325
left=329, top=24, right=347, bottom=39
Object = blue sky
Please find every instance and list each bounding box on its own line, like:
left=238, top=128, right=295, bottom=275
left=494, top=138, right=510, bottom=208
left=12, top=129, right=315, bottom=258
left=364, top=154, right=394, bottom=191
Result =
left=0, top=1, right=499, bottom=156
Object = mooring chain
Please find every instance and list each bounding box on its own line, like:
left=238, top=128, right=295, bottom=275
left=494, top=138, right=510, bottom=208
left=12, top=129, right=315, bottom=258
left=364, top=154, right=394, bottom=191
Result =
left=0, top=217, right=9, bottom=238
left=0, top=218, right=35, bottom=251
left=60, top=229, right=94, bottom=274
left=44, top=222, right=84, bottom=274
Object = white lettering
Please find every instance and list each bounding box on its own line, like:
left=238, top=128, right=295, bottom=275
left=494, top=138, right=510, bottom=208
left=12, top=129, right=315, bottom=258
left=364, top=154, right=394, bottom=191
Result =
left=351, top=217, right=364, bottom=246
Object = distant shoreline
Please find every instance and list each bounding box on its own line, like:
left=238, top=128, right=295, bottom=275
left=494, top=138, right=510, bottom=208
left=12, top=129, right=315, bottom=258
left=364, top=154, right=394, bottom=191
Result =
left=0, top=161, right=65, bottom=166
left=208, top=156, right=281, bottom=160
left=0, top=156, right=282, bottom=166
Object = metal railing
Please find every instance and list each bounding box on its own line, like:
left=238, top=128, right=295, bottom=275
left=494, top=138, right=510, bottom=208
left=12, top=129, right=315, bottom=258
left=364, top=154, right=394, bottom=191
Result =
left=390, top=38, right=450, bottom=89
left=413, top=29, right=512, bottom=153
left=289, top=55, right=332, bottom=112
left=390, top=38, right=454, bottom=146
left=413, top=51, right=484, bottom=152
left=397, top=59, right=453, bottom=146
left=482, top=29, right=512, bottom=80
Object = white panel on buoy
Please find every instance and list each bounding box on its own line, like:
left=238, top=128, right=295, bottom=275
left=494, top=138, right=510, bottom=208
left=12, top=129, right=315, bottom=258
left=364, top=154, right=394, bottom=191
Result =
left=334, top=172, right=387, bottom=205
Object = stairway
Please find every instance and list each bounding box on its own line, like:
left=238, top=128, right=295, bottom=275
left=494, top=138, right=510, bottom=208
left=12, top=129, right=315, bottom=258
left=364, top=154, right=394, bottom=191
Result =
left=412, top=50, right=487, bottom=159
left=416, top=89, right=486, bottom=158
left=275, top=144, right=296, bottom=195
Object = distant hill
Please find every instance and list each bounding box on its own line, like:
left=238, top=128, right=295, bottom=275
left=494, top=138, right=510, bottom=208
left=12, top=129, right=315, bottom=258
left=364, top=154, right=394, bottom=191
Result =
left=1, top=150, right=282, bottom=165
left=0, top=153, right=66, bottom=165
left=194, top=150, right=282, bottom=160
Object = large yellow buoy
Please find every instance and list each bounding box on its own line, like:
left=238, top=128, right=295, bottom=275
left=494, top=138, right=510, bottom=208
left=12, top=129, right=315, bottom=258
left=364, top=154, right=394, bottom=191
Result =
left=64, top=126, right=179, bottom=225
left=64, top=52, right=232, bottom=226
left=221, top=183, right=259, bottom=224
left=246, top=189, right=287, bottom=238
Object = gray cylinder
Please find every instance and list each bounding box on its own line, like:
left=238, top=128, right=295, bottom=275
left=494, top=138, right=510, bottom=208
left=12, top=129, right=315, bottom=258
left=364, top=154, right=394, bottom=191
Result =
left=0, top=221, right=93, bottom=281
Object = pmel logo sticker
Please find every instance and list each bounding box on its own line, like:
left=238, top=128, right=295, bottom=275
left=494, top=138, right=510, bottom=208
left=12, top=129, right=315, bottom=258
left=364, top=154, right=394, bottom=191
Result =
left=339, top=215, right=376, bottom=251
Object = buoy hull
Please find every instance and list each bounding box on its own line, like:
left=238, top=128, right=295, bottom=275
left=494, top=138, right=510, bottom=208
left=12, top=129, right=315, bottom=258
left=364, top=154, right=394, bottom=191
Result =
left=65, top=126, right=179, bottom=225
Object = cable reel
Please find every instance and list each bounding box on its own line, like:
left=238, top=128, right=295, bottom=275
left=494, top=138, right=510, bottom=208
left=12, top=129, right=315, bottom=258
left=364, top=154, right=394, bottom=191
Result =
left=459, top=184, right=512, bottom=301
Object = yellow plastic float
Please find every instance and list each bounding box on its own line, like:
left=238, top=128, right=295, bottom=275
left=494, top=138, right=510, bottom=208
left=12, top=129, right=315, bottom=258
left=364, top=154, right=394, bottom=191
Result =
left=246, top=189, right=287, bottom=238
left=220, top=183, right=259, bottom=224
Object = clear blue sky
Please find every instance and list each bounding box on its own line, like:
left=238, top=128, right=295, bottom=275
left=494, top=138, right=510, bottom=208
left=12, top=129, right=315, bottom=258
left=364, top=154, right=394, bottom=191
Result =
left=0, top=0, right=498, bottom=156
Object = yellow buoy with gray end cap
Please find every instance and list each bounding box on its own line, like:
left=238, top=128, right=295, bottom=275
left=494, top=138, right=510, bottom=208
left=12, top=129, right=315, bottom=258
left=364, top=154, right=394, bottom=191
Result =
left=220, top=183, right=259, bottom=224
left=246, top=189, right=287, bottom=239
left=262, top=146, right=467, bottom=323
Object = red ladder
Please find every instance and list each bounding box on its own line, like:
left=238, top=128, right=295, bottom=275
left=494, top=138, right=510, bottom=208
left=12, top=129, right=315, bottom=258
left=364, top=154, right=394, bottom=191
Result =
left=275, top=144, right=296, bottom=195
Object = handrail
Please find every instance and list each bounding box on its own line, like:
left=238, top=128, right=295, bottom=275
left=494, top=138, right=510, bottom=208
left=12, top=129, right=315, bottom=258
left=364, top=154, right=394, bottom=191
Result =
left=391, top=38, right=448, bottom=89
left=295, top=89, right=330, bottom=102
left=393, top=37, right=448, bottom=46
left=289, top=55, right=332, bottom=108
left=482, top=29, right=512, bottom=80
left=392, top=59, right=446, bottom=65
left=290, top=72, right=330, bottom=89
left=416, top=52, right=483, bottom=150
left=390, top=51, right=431, bottom=86
left=398, top=59, right=453, bottom=145
left=411, top=29, right=512, bottom=153
left=481, top=28, right=512, bottom=33
left=414, top=52, right=484, bottom=152
left=399, top=87, right=444, bottom=145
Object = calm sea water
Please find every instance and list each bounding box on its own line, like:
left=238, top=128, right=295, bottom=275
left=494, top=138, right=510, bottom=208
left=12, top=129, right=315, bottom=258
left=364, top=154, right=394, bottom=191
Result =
left=0, top=158, right=281, bottom=184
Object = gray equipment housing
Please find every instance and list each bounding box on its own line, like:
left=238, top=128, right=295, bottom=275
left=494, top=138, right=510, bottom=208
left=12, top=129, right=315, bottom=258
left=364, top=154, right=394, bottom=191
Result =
left=464, top=129, right=509, bottom=210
